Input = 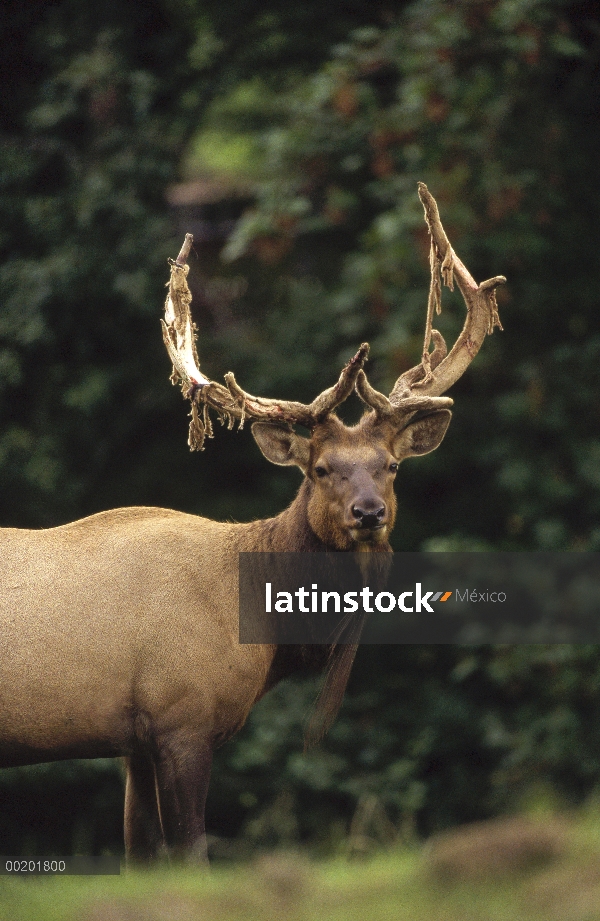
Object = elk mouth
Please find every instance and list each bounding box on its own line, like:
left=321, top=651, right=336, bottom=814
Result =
left=349, top=524, right=388, bottom=544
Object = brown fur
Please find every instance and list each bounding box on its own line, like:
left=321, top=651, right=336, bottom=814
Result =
left=0, top=407, right=450, bottom=862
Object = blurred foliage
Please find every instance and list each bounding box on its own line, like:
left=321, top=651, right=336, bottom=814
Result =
left=209, top=0, right=600, bottom=552
left=207, top=645, right=600, bottom=852
left=2, top=0, right=600, bottom=861
left=0, top=0, right=383, bottom=527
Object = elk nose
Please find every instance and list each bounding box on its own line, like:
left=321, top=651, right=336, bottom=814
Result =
left=351, top=505, right=386, bottom=529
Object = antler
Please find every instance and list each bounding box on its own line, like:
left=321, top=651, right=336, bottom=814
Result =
left=162, top=234, right=369, bottom=450
left=163, top=185, right=504, bottom=448
left=355, top=182, right=505, bottom=421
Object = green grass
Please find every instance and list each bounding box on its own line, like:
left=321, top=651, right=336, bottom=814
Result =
left=4, top=809, right=600, bottom=921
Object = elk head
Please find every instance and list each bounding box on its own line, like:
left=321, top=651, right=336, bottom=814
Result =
left=162, top=183, right=505, bottom=551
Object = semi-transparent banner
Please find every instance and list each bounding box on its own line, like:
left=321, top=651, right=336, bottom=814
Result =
left=238, top=552, right=600, bottom=643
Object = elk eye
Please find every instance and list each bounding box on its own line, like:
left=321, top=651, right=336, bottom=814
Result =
left=314, top=466, right=328, bottom=478
left=389, top=462, right=399, bottom=473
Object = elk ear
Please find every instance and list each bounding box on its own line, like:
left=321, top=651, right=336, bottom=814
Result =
left=251, top=422, right=311, bottom=472
left=393, top=409, right=452, bottom=458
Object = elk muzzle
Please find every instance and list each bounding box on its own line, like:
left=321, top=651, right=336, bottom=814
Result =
left=347, top=484, right=389, bottom=544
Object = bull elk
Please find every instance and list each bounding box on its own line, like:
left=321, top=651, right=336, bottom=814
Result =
left=0, top=185, right=504, bottom=862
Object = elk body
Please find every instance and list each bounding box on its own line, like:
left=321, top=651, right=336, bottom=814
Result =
left=0, top=185, right=504, bottom=862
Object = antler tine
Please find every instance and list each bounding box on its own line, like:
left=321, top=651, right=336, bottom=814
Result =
left=355, top=367, right=454, bottom=422
left=162, top=236, right=369, bottom=449
left=355, top=183, right=505, bottom=421
left=225, top=343, right=369, bottom=430
left=403, top=182, right=505, bottom=399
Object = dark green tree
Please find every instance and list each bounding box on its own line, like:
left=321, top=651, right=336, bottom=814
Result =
left=213, top=0, right=600, bottom=552
left=0, top=0, right=384, bottom=528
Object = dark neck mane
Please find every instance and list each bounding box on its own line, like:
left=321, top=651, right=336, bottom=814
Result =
left=235, top=479, right=325, bottom=552
left=234, top=478, right=384, bottom=746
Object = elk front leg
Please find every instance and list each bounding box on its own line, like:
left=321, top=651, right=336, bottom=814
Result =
left=124, top=753, right=165, bottom=863
left=153, top=731, right=213, bottom=863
